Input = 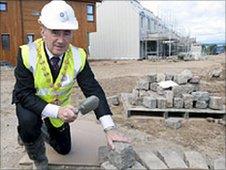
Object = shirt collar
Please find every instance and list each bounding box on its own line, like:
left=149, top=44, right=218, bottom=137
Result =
left=45, top=44, right=63, bottom=60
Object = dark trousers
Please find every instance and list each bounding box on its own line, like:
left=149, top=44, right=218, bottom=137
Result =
left=16, top=103, right=71, bottom=155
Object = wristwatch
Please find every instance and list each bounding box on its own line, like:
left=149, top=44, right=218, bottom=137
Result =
left=104, top=126, right=117, bottom=133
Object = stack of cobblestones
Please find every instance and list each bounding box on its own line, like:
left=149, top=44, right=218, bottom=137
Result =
left=130, top=69, right=224, bottom=110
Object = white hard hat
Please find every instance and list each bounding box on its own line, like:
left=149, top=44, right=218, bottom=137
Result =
left=39, top=0, right=78, bottom=30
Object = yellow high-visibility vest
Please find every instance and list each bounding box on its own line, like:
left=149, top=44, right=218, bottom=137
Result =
left=20, top=38, right=86, bottom=127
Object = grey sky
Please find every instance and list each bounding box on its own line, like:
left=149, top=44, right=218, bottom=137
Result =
left=140, top=1, right=225, bottom=44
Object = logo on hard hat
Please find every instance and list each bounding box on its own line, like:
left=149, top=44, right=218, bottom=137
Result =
left=59, top=11, right=69, bottom=22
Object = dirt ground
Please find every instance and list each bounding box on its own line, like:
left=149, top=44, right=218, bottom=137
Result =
left=1, top=53, right=225, bottom=169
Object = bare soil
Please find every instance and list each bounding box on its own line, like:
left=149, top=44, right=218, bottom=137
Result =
left=1, top=53, right=225, bottom=169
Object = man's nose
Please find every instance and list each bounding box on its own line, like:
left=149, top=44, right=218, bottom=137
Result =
left=56, top=33, right=66, bottom=42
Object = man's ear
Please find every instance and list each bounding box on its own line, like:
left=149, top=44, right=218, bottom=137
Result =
left=40, top=26, right=45, bottom=37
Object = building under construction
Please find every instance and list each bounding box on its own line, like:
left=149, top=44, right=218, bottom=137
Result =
left=89, top=0, right=194, bottom=60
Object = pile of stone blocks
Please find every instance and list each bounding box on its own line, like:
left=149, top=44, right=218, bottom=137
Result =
left=130, top=69, right=224, bottom=110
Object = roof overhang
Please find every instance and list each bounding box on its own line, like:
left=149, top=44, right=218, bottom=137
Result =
left=146, top=33, right=179, bottom=41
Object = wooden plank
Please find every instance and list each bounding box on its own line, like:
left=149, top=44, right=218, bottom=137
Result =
left=128, top=106, right=226, bottom=114
left=121, top=93, right=226, bottom=119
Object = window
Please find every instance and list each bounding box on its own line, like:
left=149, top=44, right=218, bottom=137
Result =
left=27, top=34, right=34, bottom=44
left=147, top=18, right=150, bottom=30
left=87, top=32, right=90, bottom=55
left=0, top=2, right=7, bottom=12
left=1, top=34, right=10, bottom=50
left=87, top=4, right=94, bottom=22
left=140, top=12, right=145, bottom=28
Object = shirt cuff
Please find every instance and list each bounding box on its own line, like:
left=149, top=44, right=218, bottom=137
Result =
left=41, top=104, right=60, bottom=118
left=99, top=115, right=115, bottom=130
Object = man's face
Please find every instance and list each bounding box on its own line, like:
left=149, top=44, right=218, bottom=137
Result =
left=41, top=27, right=73, bottom=56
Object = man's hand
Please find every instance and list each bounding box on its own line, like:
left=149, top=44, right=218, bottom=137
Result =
left=57, top=105, right=78, bottom=123
left=105, top=128, right=131, bottom=150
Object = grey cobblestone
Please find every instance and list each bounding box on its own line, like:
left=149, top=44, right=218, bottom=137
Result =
left=195, top=100, right=208, bottom=109
left=164, top=90, right=173, bottom=108
left=165, top=73, right=174, bottom=81
left=157, top=73, right=166, bottom=82
left=147, top=73, right=157, bottom=83
left=165, top=118, right=183, bottom=129
left=108, top=142, right=136, bottom=170
left=136, top=79, right=149, bottom=90
left=182, top=94, right=193, bottom=109
left=209, top=96, right=223, bottom=110
left=143, top=96, right=157, bottom=109
left=150, top=82, right=158, bottom=92
left=157, top=97, right=167, bottom=109
left=174, top=97, right=183, bottom=109
left=192, top=91, right=210, bottom=102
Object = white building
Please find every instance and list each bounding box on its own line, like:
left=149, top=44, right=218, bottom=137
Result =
left=89, top=0, right=181, bottom=60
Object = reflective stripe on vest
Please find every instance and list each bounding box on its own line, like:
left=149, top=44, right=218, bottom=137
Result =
left=20, top=38, right=86, bottom=128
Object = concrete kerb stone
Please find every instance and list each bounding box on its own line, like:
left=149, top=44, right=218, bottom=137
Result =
left=183, top=151, right=209, bottom=169
left=213, top=157, right=226, bottom=170
left=157, top=148, right=188, bottom=169
left=134, top=147, right=168, bottom=170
